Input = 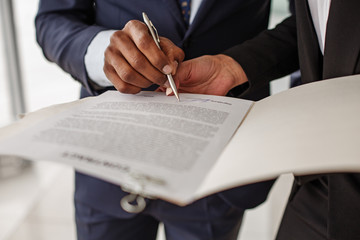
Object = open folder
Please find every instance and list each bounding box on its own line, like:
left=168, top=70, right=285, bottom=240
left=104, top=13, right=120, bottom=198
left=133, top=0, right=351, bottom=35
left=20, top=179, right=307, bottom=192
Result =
left=0, top=74, right=359, bottom=206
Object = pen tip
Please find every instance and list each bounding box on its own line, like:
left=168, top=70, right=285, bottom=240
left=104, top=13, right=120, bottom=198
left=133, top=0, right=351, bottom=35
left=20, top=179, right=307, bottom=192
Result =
left=175, top=93, right=180, bottom=102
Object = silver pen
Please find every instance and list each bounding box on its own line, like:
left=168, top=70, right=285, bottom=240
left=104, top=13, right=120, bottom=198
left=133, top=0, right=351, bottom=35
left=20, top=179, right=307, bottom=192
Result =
left=142, top=12, right=180, bottom=101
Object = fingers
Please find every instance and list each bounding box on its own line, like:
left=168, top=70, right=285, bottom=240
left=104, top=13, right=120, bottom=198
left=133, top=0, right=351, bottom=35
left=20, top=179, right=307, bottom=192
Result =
left=125, top=21, right=174, bottom=75
left=173, top=55, right=249, bottom=96
left=104, top=55, right=145, bottom=94
left=173, top=56, right=221, bottom=95
left=173, top=60, right=194, bottom=88
left=105, top=26, right=166, bottom=88
left=103, top=20, right=185, bottom=94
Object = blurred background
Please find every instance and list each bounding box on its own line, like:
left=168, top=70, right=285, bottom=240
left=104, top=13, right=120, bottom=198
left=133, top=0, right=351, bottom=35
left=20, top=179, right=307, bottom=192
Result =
left=0, top=0, right=293, bottom=239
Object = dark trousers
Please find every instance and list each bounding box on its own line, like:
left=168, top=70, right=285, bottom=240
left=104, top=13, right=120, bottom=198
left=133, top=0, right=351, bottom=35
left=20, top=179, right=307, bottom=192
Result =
left=76, top=194, right=244, bottom=240
left=276, top=173, right=360, bottom=240
left=276, top=176, right=328, bottom=240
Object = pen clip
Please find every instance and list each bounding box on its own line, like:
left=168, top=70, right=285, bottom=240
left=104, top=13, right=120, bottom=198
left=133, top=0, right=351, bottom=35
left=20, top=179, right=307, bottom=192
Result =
left=149, top=20, right=160, bottom=44
left=142, top=12, right=161, bottom=49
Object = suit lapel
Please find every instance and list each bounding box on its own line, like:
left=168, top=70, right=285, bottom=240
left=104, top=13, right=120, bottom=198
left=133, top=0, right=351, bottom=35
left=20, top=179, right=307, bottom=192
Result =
left=184, top=0, right=216, bottom=38
left=323, top=0, right=360, bottom=79
left=297, top=0, right=323, bottom=83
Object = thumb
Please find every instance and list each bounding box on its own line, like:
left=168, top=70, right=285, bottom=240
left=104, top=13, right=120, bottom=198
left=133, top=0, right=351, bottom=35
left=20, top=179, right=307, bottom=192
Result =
left=173, top=60, right=194, bottom=87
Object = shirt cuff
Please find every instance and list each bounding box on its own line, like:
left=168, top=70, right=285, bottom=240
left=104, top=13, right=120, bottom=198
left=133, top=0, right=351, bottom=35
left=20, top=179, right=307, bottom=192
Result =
left=84, top=30, right=117, bottom=87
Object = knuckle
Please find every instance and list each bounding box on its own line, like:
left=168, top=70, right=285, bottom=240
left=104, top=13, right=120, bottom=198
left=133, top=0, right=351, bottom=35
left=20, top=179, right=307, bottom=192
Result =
left=177, top=48, right=185, bottom=61
left=104, top=47, right=113, bottom=59
left=115, top=83, right=128, bottom=93
left=120, top=70, right=136, bottom=83
left=153, top=74, right=167, bottom=85
left=130, top=53, right=145, bottom=70
left=128, top=20, right=147, bottom=32
left=118, top=33, right=129, bottom=43
left=103, top=66, right=117, bottom=83
left=124, top=20, right=137, bottom=30
left=111, top=31, right=127, bottom=45
left=114, top=79, right=137, bottom=94
left=136, top=34, right=150, bottom=50
left=103, top=64, right=110, bottom=75
left=104, top=51, right=123, bottom=72
left=103, top=62, right=114, bottom=74
left=169, top=47, right=185, bottom=61
left=152, top=58, right=165, bottom=69
left=110, top=31, right=121, bottom=43
left=124, top=20, right=146, bottom=34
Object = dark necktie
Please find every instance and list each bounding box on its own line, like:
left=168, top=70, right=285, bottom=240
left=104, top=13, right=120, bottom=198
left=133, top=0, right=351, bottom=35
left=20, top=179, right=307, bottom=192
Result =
left=179, top=0, right=191, bottom=26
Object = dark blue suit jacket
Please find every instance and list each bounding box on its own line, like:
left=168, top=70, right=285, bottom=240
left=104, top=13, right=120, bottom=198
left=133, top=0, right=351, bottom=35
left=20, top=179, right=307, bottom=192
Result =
left=35, top=0, right=275, bottom=218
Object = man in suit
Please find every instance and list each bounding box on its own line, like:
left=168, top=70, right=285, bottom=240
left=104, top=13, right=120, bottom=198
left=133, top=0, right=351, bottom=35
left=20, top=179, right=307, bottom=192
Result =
left=172, top=0, right=360, bottom=239
left=35, top=1, right=279, bottom=239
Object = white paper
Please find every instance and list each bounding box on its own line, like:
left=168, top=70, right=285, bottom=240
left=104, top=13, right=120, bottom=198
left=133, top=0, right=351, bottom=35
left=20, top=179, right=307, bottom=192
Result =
left=195, top=74, right=360, bottom=199
left=1, top=75, right=359, bottom=206
left=0, top=92, right=252, bottom=204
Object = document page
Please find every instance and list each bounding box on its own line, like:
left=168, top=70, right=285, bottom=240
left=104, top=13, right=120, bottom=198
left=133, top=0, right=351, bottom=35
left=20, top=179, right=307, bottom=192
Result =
left=0, top=91, right=253, bottom=204
left=195, top=75, right=360, bottom=199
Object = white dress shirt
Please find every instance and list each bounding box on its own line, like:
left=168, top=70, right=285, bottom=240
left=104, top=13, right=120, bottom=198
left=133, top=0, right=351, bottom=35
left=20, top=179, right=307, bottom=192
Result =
left=85, top=0, right=203, bottom=87
left=308, top=0, right=332, bottom=55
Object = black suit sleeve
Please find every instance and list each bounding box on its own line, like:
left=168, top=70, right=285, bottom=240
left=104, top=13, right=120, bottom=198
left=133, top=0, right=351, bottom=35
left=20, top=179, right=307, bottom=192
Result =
left=35, top=0, right=107, bottom=95
left=223, top=16, right=299, bottom=96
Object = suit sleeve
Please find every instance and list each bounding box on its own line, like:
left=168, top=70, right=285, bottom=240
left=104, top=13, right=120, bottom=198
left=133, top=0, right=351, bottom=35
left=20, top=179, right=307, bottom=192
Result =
left=218, top=179, right=275, bottom=210
left=35, top=0, right=107, bottom=95
left=224, top=15, right=299, bottom=96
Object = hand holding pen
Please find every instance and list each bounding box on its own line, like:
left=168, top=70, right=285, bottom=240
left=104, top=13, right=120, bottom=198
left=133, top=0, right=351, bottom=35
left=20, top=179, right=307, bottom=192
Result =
left=103, top=14, right=184, bottom=96
left=142, top=12, right=180, bottom=101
